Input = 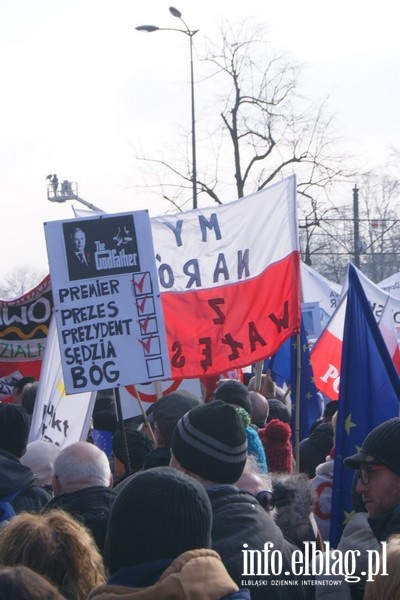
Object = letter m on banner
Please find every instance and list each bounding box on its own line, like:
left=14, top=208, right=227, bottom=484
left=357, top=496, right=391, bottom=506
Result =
left=151, top=175, right=301, bottom=378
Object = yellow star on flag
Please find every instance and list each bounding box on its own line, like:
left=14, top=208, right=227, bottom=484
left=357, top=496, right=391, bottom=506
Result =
left=343, top=510, right=355, bottom=525
left=344, top=414, right=357, bottom=436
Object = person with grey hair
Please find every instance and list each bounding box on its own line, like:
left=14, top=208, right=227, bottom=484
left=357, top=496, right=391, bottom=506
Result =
left=45, top=441, right=117, bottom=554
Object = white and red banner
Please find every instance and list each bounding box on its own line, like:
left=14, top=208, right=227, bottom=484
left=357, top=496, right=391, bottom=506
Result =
left=151, top=175, right=301, bottom=378
left=311, top=265, right=400, bottom=400
left=0, top=275, right=52, bottom=401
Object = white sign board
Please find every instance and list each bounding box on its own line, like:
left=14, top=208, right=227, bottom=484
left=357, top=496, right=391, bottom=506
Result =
left=45, top=212, right=171, bottom=393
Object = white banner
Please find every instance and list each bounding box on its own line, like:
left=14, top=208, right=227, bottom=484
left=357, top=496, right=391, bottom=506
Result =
left=29, top=316, right=96, bottom=447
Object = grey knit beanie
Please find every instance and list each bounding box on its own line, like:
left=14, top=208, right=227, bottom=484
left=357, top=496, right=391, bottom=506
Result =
left=171, top=400, right=248, bottom=483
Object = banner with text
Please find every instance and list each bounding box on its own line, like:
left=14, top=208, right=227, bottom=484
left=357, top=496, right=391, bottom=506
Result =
left=0, top=275, right=52, bottom=401
left=151, top=175, right=301, bottom=378
left=45, top=212, right=170, bottom=393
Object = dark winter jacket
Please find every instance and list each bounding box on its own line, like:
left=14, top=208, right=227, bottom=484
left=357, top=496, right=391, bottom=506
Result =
left=298, top=422, right=334, bottom=478
left=46, top=485, right=117, bottom=552
left=0, top=448, right=51, bottom=519
left=207, top=485, right=309, bottom=600
left=368, top=504, right=400, bottom=542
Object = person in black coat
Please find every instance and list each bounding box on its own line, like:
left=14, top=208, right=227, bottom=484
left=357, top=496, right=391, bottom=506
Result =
left=170, top=401, right=310, bottom=600
left=45, top=441, right=117, bottom=554
left=0, top=404, right=51, bottom=524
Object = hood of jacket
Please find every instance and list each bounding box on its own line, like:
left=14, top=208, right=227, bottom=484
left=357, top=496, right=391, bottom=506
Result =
left=0, top=449, right=35, bottom=496
left=88, top=548, right=248, bottom=600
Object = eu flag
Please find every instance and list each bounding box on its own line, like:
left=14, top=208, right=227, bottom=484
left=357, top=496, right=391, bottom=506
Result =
left=330, top=264, right=400, bottom=547
left=264, top=320, right=321, bottom=441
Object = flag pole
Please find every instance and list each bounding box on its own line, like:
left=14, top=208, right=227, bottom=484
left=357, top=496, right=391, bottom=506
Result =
left=113, top=387, right=132, bottom=476
left=134, top=386, right=157, bottom=445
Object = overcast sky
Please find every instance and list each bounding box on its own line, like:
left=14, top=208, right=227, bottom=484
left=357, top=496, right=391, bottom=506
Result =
left=1, top=0, right=398, bottom=283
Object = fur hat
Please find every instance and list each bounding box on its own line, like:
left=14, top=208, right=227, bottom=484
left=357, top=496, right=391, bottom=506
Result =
left=105, top=466, right=213, bottom=574
left=214, top=380, right=252, bottom=414
left=344, top=417, right=400, bottom=475
left=20, top=440, right=61, bottom=486
left=0, top=404, right=30, bottom=457
left=258, top=418, right=293, bottom=473
left=171, top=400, right=247, bottom=483
left=272, top=473, right=315, bottom=547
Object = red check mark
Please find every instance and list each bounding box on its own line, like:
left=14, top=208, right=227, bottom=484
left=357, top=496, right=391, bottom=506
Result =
left=136, top=297, right=147, bottom=314
left=138, top=315, right=151, bottom=334
left=134, top=273, right=148, bottom=294
left=139, top=336, right=153, bottom=354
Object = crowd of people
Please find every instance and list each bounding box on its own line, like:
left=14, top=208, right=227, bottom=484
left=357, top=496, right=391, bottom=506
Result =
left=0, top=374, right=399, bottom=599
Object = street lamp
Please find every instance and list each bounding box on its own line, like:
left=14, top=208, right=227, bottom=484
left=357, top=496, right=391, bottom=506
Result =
left=136, top=7, right=199, bottom=209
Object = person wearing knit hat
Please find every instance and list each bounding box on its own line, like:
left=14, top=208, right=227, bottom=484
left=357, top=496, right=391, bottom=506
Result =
left=171, top=400, right=248, bottom=484
left=344, top=418, right=400, bottom=531
left=213, top=380, right=252, bottom=414
left=0, top=405, right=51, bottom=522
left=211, top=383, right=268, bottom=473
left=170, top=402, right=307, bottom=600
left=258, top=418, right=294, bottom=473
left=90, top=467, right=249, bottom=600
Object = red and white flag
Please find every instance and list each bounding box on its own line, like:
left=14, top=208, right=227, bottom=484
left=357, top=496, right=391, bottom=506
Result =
left=311, top=265, right=400, bottom=399
left=310, top=292, right=347, bottom=400
left=151, top=175, right=301, bottom=379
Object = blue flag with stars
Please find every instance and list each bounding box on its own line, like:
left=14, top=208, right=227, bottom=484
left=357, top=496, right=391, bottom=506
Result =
left=264, top=320, right=321, bottom=441
left=330, top=264, right=400, bottom=547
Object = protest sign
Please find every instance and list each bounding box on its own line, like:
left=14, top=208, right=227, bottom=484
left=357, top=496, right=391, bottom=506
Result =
left=45, top=211, right=170, bottom=394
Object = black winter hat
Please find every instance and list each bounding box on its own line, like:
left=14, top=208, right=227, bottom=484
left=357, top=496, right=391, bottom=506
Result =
left=105, top=466, right=212, bottom=574
left=0, top=404, right=30, bottom=457
left=344, top=417, right=400, bottom=475
left=214, top=380, right=252, bottom=414
left=112, top=427, right=154, bottom=472
left=171, top=400, right=248, bottom=483
left=149, top=391, right=201, bottom=445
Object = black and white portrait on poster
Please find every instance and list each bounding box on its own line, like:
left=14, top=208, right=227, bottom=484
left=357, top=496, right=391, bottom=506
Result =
left=44, top=211, right=171, bottom=394
left=63, top=215, right=140, bottom=281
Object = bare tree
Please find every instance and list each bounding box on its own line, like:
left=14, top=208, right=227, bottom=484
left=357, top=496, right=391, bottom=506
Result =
left=0, top=267, right=47, bottom=299
left=137, top=20, right=349, bottom=218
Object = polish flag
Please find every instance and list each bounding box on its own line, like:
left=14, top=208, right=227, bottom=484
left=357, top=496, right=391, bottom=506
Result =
left=151, top=175, right=301, bottom=379
left=311, top=267, right=400, bottom=400
left=310, top=293, right=347, bottom=400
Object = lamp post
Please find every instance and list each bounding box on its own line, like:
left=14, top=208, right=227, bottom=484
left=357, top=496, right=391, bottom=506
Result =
left=136, top=7, right=199, bottom=209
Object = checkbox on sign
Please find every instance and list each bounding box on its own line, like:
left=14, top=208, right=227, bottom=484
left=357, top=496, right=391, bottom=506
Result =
left=146, top=357, right=165, bottom=379
left=136, top=296, right=155, bottom=317
left=138, top=315, right=158, bottom=336
left=139, top=335, right=161, bottom=356
left=132, top=272, right=153, bottom=296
